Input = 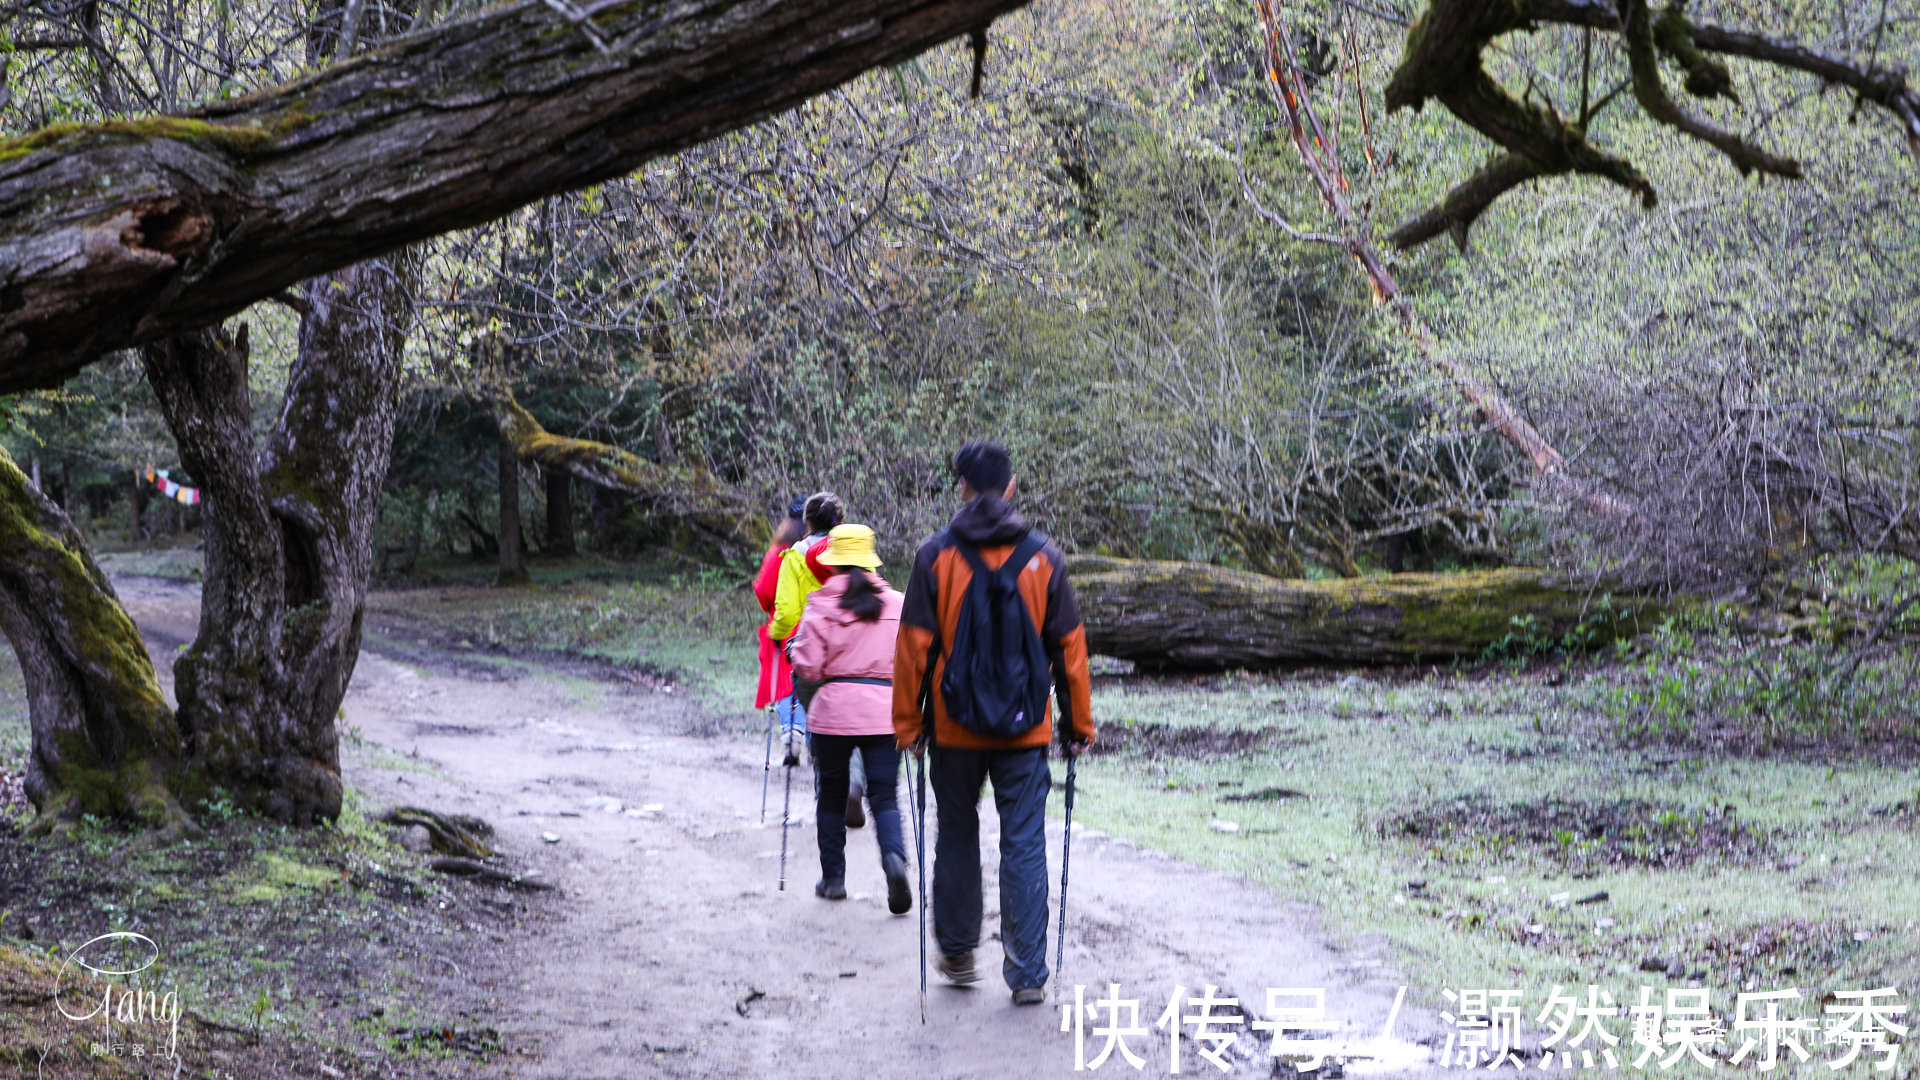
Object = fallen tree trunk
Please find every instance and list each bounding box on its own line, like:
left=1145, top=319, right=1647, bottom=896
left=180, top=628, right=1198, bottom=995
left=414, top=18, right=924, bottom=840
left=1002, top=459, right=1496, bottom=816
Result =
left=0, top=0, right=1030, bottom=394
left=1070, top=556, right=1668, bottom=669
left=491, top=394, right=769, bottom=561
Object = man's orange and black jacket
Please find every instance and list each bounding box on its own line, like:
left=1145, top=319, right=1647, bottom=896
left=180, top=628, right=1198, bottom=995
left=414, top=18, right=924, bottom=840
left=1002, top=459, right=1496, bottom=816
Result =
left=891, top=492, right=1095, bottom=752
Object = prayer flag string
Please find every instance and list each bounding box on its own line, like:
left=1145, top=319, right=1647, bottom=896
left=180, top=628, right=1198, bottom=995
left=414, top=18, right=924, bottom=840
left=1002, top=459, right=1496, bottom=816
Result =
left=142, top=464, right=202, bottom=506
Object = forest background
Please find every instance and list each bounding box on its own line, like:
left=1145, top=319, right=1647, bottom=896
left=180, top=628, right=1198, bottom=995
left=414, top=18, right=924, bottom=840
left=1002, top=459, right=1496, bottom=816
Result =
left=5, top=0, right=1911, bottom=598
left=5, top=0, right=1918, bottom=634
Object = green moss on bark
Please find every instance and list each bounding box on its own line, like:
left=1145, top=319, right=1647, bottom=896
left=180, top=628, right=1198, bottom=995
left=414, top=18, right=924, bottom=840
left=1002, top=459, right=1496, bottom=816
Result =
left=0, top=116, right=282, bottom=164
left=0, top=448, right=195, bottom=836
left=1070, top=558, right=1679, bottom=668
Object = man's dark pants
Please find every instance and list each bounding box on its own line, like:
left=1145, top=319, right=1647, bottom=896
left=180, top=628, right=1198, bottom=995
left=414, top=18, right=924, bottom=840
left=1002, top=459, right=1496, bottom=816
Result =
left=812, top=733, right=904, bottom=883
left=930, top=744, right=1051, bottom=991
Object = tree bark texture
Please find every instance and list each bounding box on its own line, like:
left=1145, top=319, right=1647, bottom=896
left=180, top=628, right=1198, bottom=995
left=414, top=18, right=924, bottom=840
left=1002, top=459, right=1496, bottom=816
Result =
left=0, top=447, right=193, bottom=833
left=136, top=256, right=412, bottom=824
left=490, top=394, right=769, bottom=561
left=545, top=469, right=576, bottom=557
left=1070, top=556, right=1665, bottom=670
left=0, top=0, right=1033, bottom=394
left=495, top=432, right=531, bottom=587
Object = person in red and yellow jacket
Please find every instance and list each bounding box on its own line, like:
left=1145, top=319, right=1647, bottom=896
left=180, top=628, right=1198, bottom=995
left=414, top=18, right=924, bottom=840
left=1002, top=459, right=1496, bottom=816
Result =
left=766, top=492, right=845, bottom=767
left=892, top=439, right=1094, bottom=1005
left=751, top=497, right=809, bottom=712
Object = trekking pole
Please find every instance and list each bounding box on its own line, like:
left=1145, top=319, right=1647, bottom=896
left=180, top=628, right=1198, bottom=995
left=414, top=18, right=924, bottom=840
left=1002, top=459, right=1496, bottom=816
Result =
left=1053, top=753, right=1077, bottom=1002
left=778, top=752, right=793, bottom=891
left=912, top=748, right=928, bottom=1023
left=760, top=705, right=775, bottom=823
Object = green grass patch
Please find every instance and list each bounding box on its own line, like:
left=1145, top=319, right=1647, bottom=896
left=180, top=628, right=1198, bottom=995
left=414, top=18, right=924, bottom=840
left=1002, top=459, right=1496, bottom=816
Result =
left=366, top=551, right=767, bottom=723
left=92, top=546, right=207, bottom=583
left=0, top=651, right=27, bottom=775
left=1063, top=668, right=1920, bottom=1012
left=0, top=783, right=507, bottom=1072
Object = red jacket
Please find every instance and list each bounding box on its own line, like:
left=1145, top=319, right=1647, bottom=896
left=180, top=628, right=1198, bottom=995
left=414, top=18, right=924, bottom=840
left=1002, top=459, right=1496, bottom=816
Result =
left=751, top=548, right=791, bottom=708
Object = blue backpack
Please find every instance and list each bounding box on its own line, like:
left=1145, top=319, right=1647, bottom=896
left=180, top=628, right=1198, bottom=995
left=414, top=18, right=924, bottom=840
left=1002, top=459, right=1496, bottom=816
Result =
left=939, top=530, right=1052, bottom=739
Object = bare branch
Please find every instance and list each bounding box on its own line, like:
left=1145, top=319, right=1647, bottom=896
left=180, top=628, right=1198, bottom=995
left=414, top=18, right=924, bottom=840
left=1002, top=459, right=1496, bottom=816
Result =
left=1386, top=151, right=1549, bottom=250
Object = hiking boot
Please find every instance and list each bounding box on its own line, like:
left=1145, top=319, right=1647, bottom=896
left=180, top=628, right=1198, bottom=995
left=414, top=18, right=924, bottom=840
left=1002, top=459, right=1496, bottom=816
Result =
left=782, top=731, right=805, bottom=768
left=845, top=781, right=866, bottom=829
left=814, top=878, right=846, bottom=900
left=1012, top=988, right=1046, bottom=1006
left=882, top=852, right=912, bottom=915
left=937, top=951, right=979, bottom=986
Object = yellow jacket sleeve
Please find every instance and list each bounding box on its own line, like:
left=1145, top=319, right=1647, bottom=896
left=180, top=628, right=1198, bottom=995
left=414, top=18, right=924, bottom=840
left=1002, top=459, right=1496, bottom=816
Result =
left=768, top=548, right=819, bottom=641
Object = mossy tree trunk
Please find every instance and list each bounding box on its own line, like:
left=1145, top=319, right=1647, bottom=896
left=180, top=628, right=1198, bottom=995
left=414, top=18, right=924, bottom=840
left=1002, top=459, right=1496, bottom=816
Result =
left=489, top=393, right=769, bottom=562
left=135, top=255, right=413, bottom=825
left=1070, top=556, right=1667, bottom=670
left=544, top=470, right=576, bottom=557
left=495, top=432, right=531, bottom=588
left=259, top=256, right=414, bottom=815
left=0, top=449, right=196, bottom=834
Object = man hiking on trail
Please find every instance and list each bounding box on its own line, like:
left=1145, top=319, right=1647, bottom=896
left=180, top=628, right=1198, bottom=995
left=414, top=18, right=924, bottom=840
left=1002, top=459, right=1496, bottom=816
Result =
left=892, top=440, right=1095, bottom=1006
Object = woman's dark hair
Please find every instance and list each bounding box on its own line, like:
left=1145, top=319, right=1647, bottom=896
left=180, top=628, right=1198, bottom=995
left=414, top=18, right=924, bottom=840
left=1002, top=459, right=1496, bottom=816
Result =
left=804, top=491, right=844, bottom=534
left=769, top=514, right=807, bottom=550
left=839, top=567, right=884, bottom=622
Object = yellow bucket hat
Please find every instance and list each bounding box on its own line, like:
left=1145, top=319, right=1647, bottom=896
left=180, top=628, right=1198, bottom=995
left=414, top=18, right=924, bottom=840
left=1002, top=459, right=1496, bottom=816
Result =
left=819, top=524, right=882, bottom=570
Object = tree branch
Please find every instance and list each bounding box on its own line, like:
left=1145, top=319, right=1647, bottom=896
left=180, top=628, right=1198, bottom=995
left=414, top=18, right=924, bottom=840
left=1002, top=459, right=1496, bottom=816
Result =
left=487, top=392, right=770, bottom=561
left=0, top=0, right=1033, bottom=394
left=1384, top=0, right=1916, bottom=248
left=1620, top=0, right=1802, bottom=179
left=1386, top=151, right=1550, bottom=249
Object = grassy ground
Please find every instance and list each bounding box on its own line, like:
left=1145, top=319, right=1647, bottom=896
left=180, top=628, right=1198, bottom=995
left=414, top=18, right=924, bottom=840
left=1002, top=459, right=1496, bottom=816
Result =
left=1069, top=668, right=1919, bottom=1012
left=362, top=552, right=766, bottom=721
left=0, top=787, right=530, bottom=1076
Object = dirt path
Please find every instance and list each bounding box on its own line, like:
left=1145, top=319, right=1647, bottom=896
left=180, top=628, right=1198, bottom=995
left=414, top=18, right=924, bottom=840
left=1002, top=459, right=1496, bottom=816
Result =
left=117, top=576, right=1443, bottom=1078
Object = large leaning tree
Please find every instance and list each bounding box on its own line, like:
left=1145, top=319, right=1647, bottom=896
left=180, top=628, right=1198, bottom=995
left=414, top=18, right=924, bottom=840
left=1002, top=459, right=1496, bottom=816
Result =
left=0, top=0, right=1032, bottom=831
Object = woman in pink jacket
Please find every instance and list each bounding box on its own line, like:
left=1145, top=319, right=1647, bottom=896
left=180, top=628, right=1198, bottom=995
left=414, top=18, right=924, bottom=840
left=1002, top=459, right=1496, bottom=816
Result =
left=788, top=523, right=911, bottom=913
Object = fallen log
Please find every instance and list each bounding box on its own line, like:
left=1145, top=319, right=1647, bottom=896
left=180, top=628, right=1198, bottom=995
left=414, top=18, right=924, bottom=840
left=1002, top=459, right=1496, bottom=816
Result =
left=1069, top=557, right=1670, bottom=669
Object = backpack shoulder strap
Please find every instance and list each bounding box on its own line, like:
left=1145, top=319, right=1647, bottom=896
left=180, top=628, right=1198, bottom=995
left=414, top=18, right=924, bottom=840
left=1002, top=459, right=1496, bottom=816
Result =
left=996, top=530, right=1048, bottom=584
left=948, top=532, right=988, bottom=575
left=918, top=529, right=953, bottom=746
